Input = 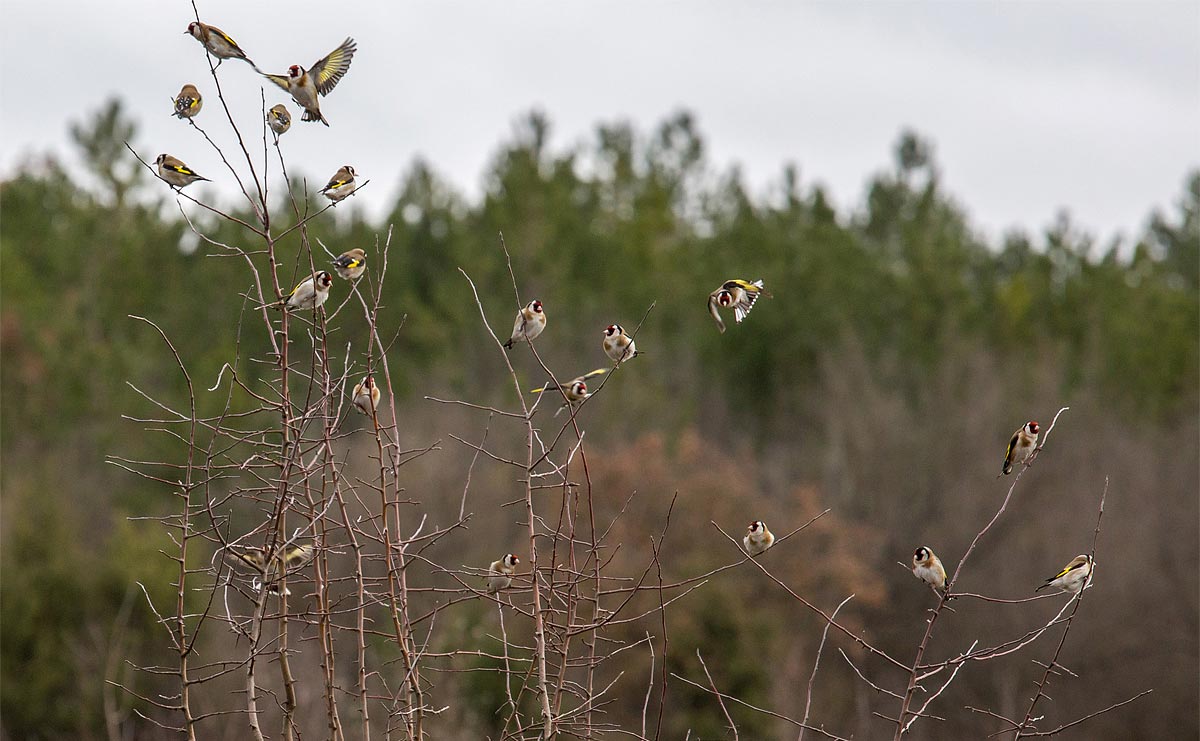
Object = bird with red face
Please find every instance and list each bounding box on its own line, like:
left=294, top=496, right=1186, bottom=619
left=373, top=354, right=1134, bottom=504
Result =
left=261, top=37, right=356, bottom=126
left=743, top=520, right=775, bottom=555
left=708, top=279, right=769, bottom=333
left=602, top=324, right=640, bottom=364
left=912, top=546, right=948, bottom=595
left=487, top=553, right=520, bottom=594
left=504, top=300, right=546, bottom=349
left=531, top=368, right=607, bottom=415
left=185, top=21, right=255, bottom=68
left=1002, top=420, right=1040, bottom=475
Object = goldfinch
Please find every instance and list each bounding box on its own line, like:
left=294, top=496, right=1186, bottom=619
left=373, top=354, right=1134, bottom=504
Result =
left=261, top=37, right=356, bottom=126
left=278, top=271, right=333, bottom=311
left=531, top=368, right=607, bottom=413
left=487, top=553, right=520, bottom=594
left=321, top=165, right=357, bottom=204
left=1002, top=420, right=1040, bottom=475
left=185, top=21, right=254, bottom=69
left=503, top=300, right=546, bottom=349
left=155, top=154, right=210, bottom=189
left=267, top=104, right=292, bottom=137
left=332, top=248, right=367, bottom=281
left=1036, top=554, right=1093, bottom=594
left=172, top=84, right=202, bottom=120
left=224, top=543, right=315, bottom=595
left=352, top=375, right=380, bottom=416
left=743, top=521, right=775, bottom=556
left=602, top=324, right=640, bottom=364
left=912, top=546, right=948, bottom=593
left=707, top=279, right=769, bottom=333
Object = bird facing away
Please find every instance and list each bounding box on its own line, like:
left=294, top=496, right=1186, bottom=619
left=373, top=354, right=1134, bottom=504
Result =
left=261, top=37, right=357, bottom=126
left=332, top=248, right=367, bottom=281
left=504, top=300, right=546, bottom=348
left=531, top=368, right=607, bottom=414
left=172, top=84, right=202, bottom=119
left=352, top=375, right=380, bottom=416
left=267, top=104, right=292, bottom=136
left=279, top=271, right=333, bottom=311
left=224, top=543, right=315, bottom=595
left=487, top=553, right=520, bottom=594
left=602, top=324, right=640, bottom=364
left=743, top=521, right=775, bottom=556
left=1036, top=554, right=1093, bottom=594
left=321, top=166, right=357, bottom=203
left=155, top=154, right=210, bottom=189
left=1002, top=420, right=1040, bottom=475
left=707, top=279, right=770, bottom=333
left=912, top=546, right=948, bottom=593
left=185, top=21, right=254, bottom=68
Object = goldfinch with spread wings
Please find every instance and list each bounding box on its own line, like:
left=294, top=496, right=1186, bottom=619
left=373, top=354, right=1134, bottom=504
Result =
left=707, top=279, right=769, bottom=333
left=185, top=21, right=254, bottom=68
left=1036, top=554, right=1093, bottom=594
left=261, top=37, right=357, bottom=126
left=224, top=543, right=314, bottom=595
left=1002, top=420, right=1040, bottom=475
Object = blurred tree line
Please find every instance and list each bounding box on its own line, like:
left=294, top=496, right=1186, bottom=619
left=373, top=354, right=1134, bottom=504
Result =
left=1, top=100, right=1196, bottom=739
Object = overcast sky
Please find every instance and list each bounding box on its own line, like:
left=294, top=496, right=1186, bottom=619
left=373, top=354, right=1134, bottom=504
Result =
left=2, top=1, right=1197, bottom=242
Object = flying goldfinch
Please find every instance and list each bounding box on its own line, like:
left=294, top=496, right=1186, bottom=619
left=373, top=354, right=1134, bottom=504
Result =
left=352, top=375, right=380, bottom=416
left=504, top=300, right=546, bottom=349
left=912, top=546, right=948, bottom=593
left=261, top=37, right=356, bottom=126
left=707, top=279, right=769, bottom=333
left=332, top=248, right=367, bottom=281
left=267, top=104, right=292, bottom=137
left=320, top=165, right=357, bottom=204
left=531, top=368, right=607, bottom=414
left=487, top=553, right=520, bottom=594
left=1036, top=554, right=1093, bottom=594
left=224, top=543, right=315, bottom=595
left=602, top=324, right=640, bottom=364
left=1002, top=420, right=1040, bottom=475
left=743, top=521, right=775, bottom=556
left=172, top=84, right=202, bottom=119
left=155, top=154, right=210, bottom=189
left=277, top=271, right=333, bottom=311
left=185, top=21, right=254, bottom=68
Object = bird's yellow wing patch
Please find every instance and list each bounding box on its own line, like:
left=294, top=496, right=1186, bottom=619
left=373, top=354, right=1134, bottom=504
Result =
left=311, top=38, right=357, bottom=96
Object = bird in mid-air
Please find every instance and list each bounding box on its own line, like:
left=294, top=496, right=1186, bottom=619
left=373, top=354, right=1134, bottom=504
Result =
left=743, top=520, right=775, bottom=555
left=1002, top=420, right=1040, bottom=475
left=504, top=300, right=546, bottom=348
left=332, top=248, right=367, bottom=281
left=276, top=271, right=333, bottom=311
left=321, top=165, right=357, bottom=204
left=267, top=104, right=292, bottom=137
left=707, top=279, right=769, bottom=333
left=531, top=368, right=607, bottom=415
left=224, top=543, right=314, bottom=595
left=912, top=546, right=948, bottom=594
left=487, top=553, right=520, bottom=594
left=1036, top=554, right=1093, bottom=594
left=602, top=324, right=640, bottom=364
left=185, top=21, right=254, bottom=69
left=155, top=154, right=210, bottom=189
left=352, top=375, right=380, bottom=416
left=172, top=84, right=202, bottom=119
left=261, top=37, right=357, bottom=126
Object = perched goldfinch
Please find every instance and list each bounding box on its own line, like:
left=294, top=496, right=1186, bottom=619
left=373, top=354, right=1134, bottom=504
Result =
left=487, top=553, right=520, bottom=594
left=743, top=521, right=775, bottom=556
left=155, top=154, right=210, bottom=189
left=1036, top=554, right=1093, bottom=594
left=707, top=279, right=769, bottom=333
left=224, top=543, right=315, bottom=595
left=332, top=248, right=367, bottom=281
left=278, top=271, right=333, bottom=311
left=321, top=165, right=357, bottom=204
left=267, top=104, right=292, bottom=137
left=912, top=546, right=948, bottom=593
left=352, top=375, right=380, bottom=416
left=504, top=300, right=546, bottom=349
left=602, top=324, right=640, bottom=364
left=172, top=84, right=202, bottom=120
left=531, top=368, right=607, bottom=413
left=1002, top=420, right=1040, bottom=475
left=185, top=21, right=254, bottom=68
left=261, top=37, right=356, bottom=126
